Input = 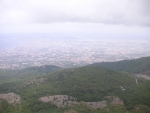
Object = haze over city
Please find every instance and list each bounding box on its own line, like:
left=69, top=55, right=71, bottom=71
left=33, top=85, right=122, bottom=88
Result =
left=0, top=0, right=150, bottom=69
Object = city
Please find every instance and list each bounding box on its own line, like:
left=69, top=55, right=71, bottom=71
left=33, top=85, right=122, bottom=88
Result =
left=0, top=37, right=150, bottom=70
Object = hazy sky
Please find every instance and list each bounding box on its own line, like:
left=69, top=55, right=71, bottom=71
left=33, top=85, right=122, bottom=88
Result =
left=0, top=0, right=150, bottom=39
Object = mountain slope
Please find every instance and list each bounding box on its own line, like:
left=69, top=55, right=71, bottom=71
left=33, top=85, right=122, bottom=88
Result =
left=89, top=56, right=150, bottom=75
left=0, top=66, right=150, bottom=113
left=0, top=65, right=62, bottom=83
left=17, top=65, right=62, bottom=78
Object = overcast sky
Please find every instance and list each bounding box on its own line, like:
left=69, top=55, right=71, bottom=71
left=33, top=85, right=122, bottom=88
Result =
left=0, top=0, right=150, bottom=39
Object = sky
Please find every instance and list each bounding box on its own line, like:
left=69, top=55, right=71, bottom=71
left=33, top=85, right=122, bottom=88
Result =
left=0, top=0, right=150, bottom=40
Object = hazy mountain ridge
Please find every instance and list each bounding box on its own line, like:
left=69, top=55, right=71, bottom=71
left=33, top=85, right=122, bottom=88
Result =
left=89, top=56, right=150, bottom=76
left=17, top=65, right=62, bottom=78
left=0, top=65, right=62, bottom=83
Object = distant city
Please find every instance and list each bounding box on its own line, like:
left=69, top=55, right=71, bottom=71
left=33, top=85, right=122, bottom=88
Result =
left=0, top=37, right=150, bottom=70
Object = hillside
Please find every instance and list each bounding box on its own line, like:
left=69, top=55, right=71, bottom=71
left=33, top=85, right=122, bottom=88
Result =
left=0, top=65, right=61, bottom=83
left=89, top=56, right=150, bottom=76
left=0, top=66, right=149, bottom=113
left=17, top=65, right=62, bottom=78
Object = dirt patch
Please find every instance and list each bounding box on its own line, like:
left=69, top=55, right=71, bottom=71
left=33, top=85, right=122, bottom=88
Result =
left=39, top=95, right=107, bottom=108
left=135, top=74, right=150, bottom=80
left=82, top=100, right=107, bottom=108
left=39, top=95, right=124, bottom=109
left=108, top=96, right=124, bottom=105
left=39, top=95, right=77, bottom=108
left=135, top=105, right=150, bottom=110
left=0, top=93, right=21, bottom=105
left=63, top=109, right=77, bottom=113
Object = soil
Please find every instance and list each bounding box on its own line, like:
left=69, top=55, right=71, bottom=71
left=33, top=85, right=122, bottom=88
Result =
left=108, top=96, right=124, bottom=105
left=135, top=74, right=150, bottom=80
left=39, top=95, right=124, bottom=108
left=135, top=105, right=150, bottom=110
left=63, top=109, right=77, bottom=113
left=82, top=100, right=107, bottom=108
left=0, top=93, right=21, bottom=104
left=39, top=95, right=77, bottom=108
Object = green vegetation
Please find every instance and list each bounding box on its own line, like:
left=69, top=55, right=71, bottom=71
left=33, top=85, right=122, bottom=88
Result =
left=89, top=56, right=150, bottom=75
left=0, top=59, right=150, bottom=113
left=0, top=99, right=21, bottom=113
left=0, top=65, right=61, bottom=83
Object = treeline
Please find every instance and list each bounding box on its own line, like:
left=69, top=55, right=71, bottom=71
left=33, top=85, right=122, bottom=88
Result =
left=0, top=65, right=61, bottom=83
left=89, top=56, right=150, bottom=75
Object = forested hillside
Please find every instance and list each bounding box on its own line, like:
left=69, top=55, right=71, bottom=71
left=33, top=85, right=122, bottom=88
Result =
left=89, top=56, right=150, bottom=75
left=0, top=66, right=149, bottom=113
left=0, top=65, right=61, bottom=83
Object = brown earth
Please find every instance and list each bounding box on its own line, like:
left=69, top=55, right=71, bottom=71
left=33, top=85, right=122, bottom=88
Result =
left=39, top=95, right=77, bottom=108
left=39, top=95, right=123, bottom=109
left=0, top=93, right=21, bottom=105
left=108, top=96, right=124, bottom=105
left=81, top=100, right=107, bottom=108
left=135, top=74, right=150, bottom=80
left=63, top=109, right=77, bottom=113
left=135, top=105, right=150, bottom=110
